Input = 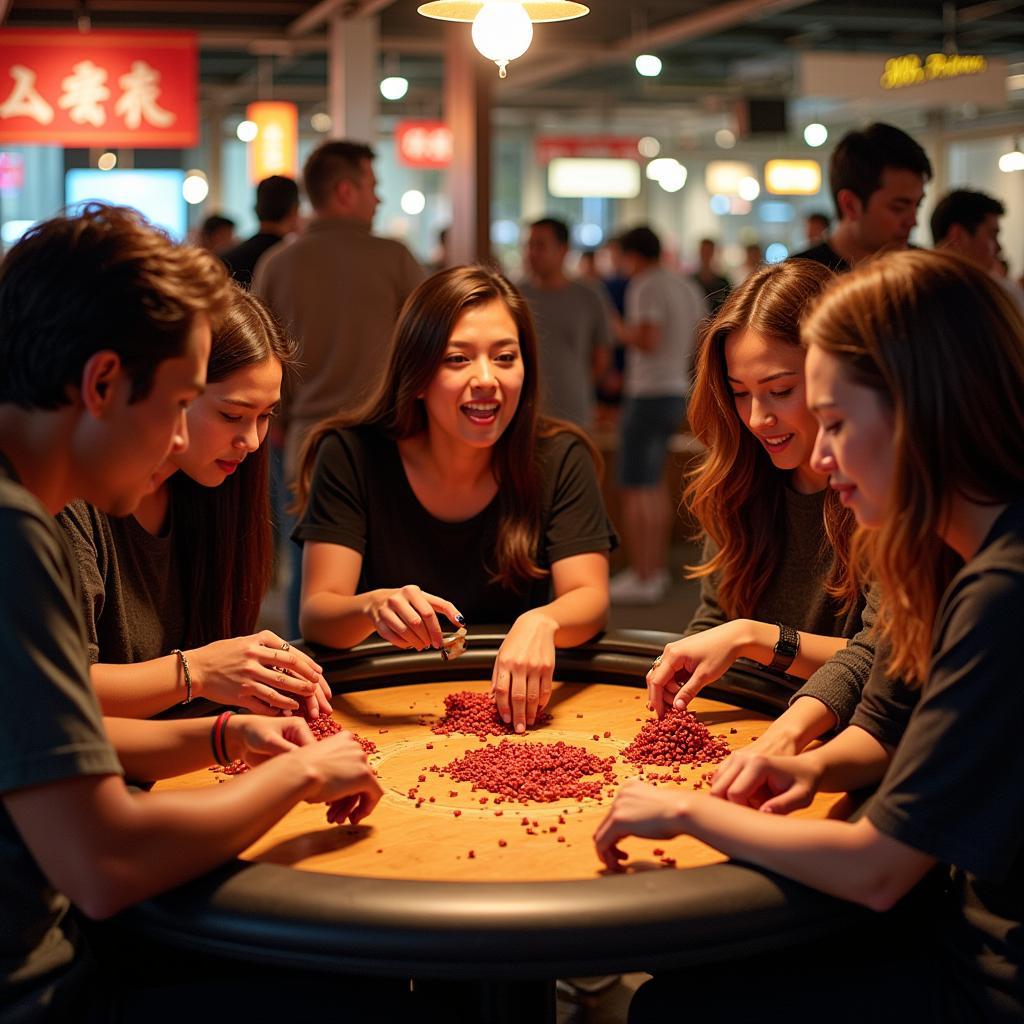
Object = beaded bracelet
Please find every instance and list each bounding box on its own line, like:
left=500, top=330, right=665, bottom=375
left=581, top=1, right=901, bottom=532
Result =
left=171, top=648, right=193, bottom=704
left=211, top=711, right=234, bottom=766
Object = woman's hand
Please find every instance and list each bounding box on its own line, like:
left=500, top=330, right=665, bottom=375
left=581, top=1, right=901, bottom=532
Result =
left=187, top=631, right=331, bottom=718
left=593, top=780, right=689, bottom=872
left=224, top=713, right=316, bottom=767
left=295, top=731, right=384, bottom=826
left=492, top=611, right=558, bottom=734
left=187, top=631, right=332, bottom=718
left=646, top=621, right=752, bottom=717
left=710, top=751, right=823, bottom=814
left=364, top=585, right=463, bottom=652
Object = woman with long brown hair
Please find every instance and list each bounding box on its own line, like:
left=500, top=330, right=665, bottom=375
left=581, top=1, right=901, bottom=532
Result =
left=59, top=287, right=332, bottom=718
left=646, top=260, right=881, bottom=758
left=597, top=249, right=1024, bottom=1021
left=294, top=265, right=616, bottom=733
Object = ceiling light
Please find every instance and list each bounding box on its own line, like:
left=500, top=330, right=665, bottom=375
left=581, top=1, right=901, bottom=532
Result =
left=97, top=151, right=117, bottom=171
left=715, top=128, right=736, bottom=149
left=400, top=189, right=426, bottom=215
left=635, top=54, right=662, bottom=77
left=803, top=122, right=828, bottom=147
left=236, top=120, right=258, bottom=142
left=380, top=76, right=409, bottom=100
left=637, top=136, right=661, bottom=158
left=418, top=1, right=589, bottom=79
left=738, top=176, right=761, bottom=201
left=182, top=170, right=209, bottom=205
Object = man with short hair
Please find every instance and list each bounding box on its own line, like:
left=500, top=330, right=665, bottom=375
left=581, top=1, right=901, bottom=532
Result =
left=792, top=123, right=932, bottom=272
left=692, top=237, right=731, bottom=314
left=804, top=211, right=830, bottom=247
left=519, top=217, right=611, bottom=428
left=221, top=174, right=301, bottom=288
left=0, top=205, right=384, bottom=1020
left=932, top=188, right=1024, bottom=318
left=611, top=225, right=707, bottom=605
left=255, top=141, right=423, bottom=483
left=197, top=212, right=235, bottom=253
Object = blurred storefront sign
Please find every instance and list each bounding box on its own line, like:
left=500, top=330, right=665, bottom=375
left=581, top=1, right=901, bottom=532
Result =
left=247, top=101, right=298, bottom=184
left=0, top=151, right=23, bottom=190
left=764, top=159, right=821, bottom=195
left=0, top=29, right=197, bottom=146
left=536, top=136, right=641, bottom=163
left=396, top=120, right=453, bottom=169
left=548, top=157, right=640, bottom=199
left=800, top=51, right=1007, bottom=107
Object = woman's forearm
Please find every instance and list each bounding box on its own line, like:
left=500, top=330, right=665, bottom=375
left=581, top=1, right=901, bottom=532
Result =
left=746, top=696, right=838, bottom=755
left=529, top=584, right=608, bottom=648
left=299, top=591, right=379, bottom=649
left=104, top=716, right=221, bottom=780
left=734, top=620, right=848, bottom=680
left=92, top=657, right=188, bottom=718
left=802, top=725, right=892, bottom=793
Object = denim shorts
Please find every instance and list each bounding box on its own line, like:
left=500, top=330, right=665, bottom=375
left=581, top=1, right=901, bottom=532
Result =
left=617, top=395, right=687, bottom=487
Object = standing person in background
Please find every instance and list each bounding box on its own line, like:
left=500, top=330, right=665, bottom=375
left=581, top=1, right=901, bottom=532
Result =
left=221, top=175, right=301, bottom=289
left=804, top=211, right=830, bottom=247
left=197, top=213, right=235, bottom=254
left=930, top=188, right=1024, bottom=320
left=255, top=140, right=424, bottom=637
left=595, top=235, right=631, bottom=411
left=741, top=242, right=764, bottom=280
left=610, top=226, right=708, bottom=605
left=691, top=237, right=732, bottom=314
left=792, top=122, right=932, bottom=273
left=519, top=217, right=611, bottom=429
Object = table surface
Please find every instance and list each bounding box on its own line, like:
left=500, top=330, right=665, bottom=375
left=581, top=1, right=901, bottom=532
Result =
left=157, top=679, right=849, bottom=883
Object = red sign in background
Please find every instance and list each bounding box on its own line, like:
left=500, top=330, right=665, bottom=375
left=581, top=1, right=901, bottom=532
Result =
left=0, top=29, right=197, bottom=147
left=535, top=136, right=642, bottom=163
left=396, top=120, right=453, bottom=169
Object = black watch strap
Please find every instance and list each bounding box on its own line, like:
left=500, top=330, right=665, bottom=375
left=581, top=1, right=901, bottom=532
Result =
left=769, top=622, right=800, bottom=673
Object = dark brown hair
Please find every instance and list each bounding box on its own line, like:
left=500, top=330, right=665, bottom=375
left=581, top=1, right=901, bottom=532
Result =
left=294, top=265, right=597, bottom=590
left=803, top=248, right=1024, bottom=685
left=174, top=288, right=298, bottom=645
left=0, top=203, right=231, bottom=410
left=303, top=140, right=374, bottom=211
left=830, top=122, right=932, bottom=211
left=685, top=259, right=857, bottom=618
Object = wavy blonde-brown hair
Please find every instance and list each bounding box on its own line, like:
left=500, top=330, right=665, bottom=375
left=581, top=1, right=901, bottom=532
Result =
left=684, top=259, right=857, bottom=618
left=294, top=265, right=598, bottom=590
left=802, top=249, right=1024, bottom=685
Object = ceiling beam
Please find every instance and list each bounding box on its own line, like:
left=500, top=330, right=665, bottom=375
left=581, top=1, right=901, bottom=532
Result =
left=503, top=0, right=818, bottom=93
left=287, top=0, right=395, bottom=37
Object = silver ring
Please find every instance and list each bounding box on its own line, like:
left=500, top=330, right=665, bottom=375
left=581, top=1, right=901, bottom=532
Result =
left=281, top=641, right=290, bottom=652
left=651, top=655, right=663, bottom=670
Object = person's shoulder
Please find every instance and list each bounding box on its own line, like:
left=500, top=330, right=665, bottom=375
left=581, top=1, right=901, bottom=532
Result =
left=0, top=484, right=71, bottom=578
left=790, top=242, right=845, bottom=270
left=537, top=428, right=595, bottom=473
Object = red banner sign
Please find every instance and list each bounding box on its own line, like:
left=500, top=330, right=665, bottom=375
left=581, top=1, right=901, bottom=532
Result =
left=396, top=120, right=453, bottom=169
left=536, top=136, right=642, bottom=164
left=0, top=29, right=197, bottom=147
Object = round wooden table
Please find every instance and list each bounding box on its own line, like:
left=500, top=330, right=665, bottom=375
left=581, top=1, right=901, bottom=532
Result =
left=120, top=630, right=867, bottom=1020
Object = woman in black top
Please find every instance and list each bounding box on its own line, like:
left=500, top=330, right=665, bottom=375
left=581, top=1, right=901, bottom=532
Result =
left=295, top=266, right=617, bottom=734
left=597, top=249, right=1024, bottom=1021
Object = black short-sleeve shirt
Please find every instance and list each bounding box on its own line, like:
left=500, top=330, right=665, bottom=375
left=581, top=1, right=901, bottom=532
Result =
left=866, top=499, right=1024, bottom=1018
left=0, top=454, right=123, bottom=1019
left=293, top=427, right=618, bottom=625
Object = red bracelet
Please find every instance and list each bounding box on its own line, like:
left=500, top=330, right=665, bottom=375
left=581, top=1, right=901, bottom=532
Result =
left=212, top=711, right=234, bottom=765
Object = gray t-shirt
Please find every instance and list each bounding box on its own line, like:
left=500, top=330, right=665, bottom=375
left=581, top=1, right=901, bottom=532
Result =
left=57, top=500, right=184, bottom=667
left=519, top=279, right=611, bottom=428
left=686, top=486, right=880, bottom=727
left=0, top=455, right=123, bottom=1020
left=624, top=266, right=707, bottom=399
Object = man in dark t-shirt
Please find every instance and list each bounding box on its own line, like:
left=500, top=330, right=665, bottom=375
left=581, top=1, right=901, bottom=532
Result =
left=0, top=205, right=386, bottom=1020
left=791, top=123, right=932, bottom=273
left=220, top=174, right=301, bottom=288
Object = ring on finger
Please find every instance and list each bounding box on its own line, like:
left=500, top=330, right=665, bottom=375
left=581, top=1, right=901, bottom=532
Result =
left=651, top=654, right=663, bottom=671
left=281, top=641, right=290, bottom=651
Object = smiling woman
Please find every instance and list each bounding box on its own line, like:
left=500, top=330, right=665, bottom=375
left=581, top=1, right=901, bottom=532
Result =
left=293, top=266, right=618, bottom=735
left=57, top=288, right=333, bottom=720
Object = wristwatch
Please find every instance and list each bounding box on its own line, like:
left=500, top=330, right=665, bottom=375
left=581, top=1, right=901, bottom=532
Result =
left=769, top=622, right=800, bottom=673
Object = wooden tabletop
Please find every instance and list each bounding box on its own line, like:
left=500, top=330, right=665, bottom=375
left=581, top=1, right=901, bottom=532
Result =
left=156, top=679, right=849, bottom=883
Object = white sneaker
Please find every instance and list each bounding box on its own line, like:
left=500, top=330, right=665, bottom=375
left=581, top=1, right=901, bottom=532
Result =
left=610, top=567, right=670, bottom=605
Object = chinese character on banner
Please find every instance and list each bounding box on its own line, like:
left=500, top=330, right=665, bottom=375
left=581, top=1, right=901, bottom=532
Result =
left=396, top=121, right=453, bottom=169
left=0, top=30, right=196, bottom=146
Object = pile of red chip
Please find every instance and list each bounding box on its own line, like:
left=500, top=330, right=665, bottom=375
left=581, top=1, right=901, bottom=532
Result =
left=438, top=739, right=615, bottom=803
left=622, top=709, right=730, bottom=768
left=431, top=690, right=550, bottom=739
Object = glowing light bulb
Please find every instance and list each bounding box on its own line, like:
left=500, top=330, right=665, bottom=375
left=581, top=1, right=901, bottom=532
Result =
left=471, top=1, right=534, bottom=78
left=236, top=120, right=258, bottom=142
left=380, top=76, right=409, bottom=100
left=182, top=171, right=209, bottom=205
left=803, top=122, right=828, bottom=147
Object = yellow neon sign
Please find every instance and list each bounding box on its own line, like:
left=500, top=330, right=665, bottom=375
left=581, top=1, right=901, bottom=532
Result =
left=881, top=53, right=988, bottom=90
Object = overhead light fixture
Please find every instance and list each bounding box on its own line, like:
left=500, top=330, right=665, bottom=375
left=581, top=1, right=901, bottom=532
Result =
left=803, top=122, right=828, bottom=147
left=646, top=157, right=687, bottom=193
left=236, top=120, right=258, bottom=143
left=637, top=136, right=661, bottom=158
left=182, top=170, right=209, bottom=205
left=97, top=151, right=117, bottom=171
left=999, top=138, right=1024, bottom=173
left=418, top=1, right=589, bottom=79
left=714, top=128, right=736, bottom=149
left=380, top=75, right=410, bottom=100
left=634, top=54, right=662, bottom=77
